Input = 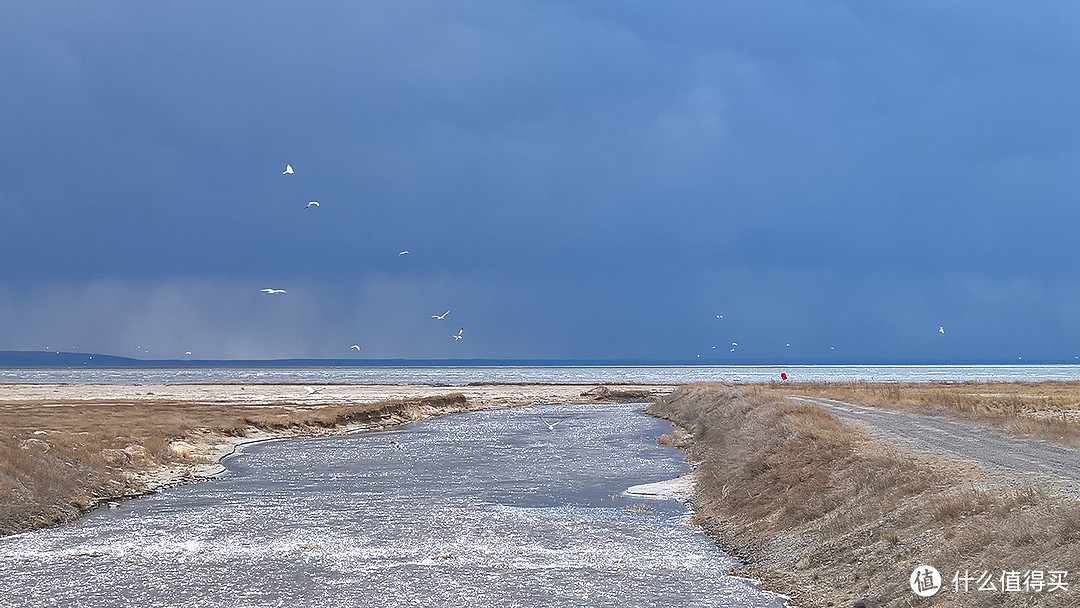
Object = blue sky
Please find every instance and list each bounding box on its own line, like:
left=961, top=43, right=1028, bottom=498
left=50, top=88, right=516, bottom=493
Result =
left=2, top=1, right=1079, bottom=361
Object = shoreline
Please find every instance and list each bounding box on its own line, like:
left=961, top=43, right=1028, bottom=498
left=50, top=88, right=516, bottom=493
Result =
left=647, top=383, right=1080, bottom=607
left=0, top=383, right=672, bottom=537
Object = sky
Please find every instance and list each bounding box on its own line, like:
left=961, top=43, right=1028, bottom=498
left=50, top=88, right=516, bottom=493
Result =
left=2, top=1, right=1080, bottom=362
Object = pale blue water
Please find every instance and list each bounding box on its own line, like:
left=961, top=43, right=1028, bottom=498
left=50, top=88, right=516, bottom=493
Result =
left=1, top=364, right=1077, bottom=385
left=0, top=403, right=788, bottom=608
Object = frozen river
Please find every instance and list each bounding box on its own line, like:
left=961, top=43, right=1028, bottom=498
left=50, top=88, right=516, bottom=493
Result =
left=0, top=403, right=787, bottom=607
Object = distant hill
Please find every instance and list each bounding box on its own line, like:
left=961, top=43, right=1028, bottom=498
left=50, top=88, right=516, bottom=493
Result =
left=0, top=350, right=1067, bottom=367
left=0, top=351, right=667, bottom=368
left=0, top=351, right=144, bottom=367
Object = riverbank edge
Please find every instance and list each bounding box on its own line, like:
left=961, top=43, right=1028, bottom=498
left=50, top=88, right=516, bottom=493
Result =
left=645, top=383, right=1080, bottom=608
left=4, top=385, right=671, bottom=539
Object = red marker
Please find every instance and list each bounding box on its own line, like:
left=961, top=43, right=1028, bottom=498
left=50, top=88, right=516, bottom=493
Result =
left=780, top=372, right=788, bottom=381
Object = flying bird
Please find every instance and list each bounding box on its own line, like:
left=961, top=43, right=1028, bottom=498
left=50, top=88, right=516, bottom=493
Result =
left=398, top=250, right=409, bottom=257
left=304, top=386, right=322, bottom=395
left=939, top=325, right=945, bottom=334
left=261, top=288, right=287, bottom=294
left=304, top=201, right=319, bottom=209
left=716, top=314, right=723, bottom=319
left=537, top=415, right=562, bottom=431
left=349, top=344, right=361, bottom=351
left=452, top=328, right=464, bottom=340
left=283, top=164, right=294, bottom=175
left=431, top=310, right=450, bottom=320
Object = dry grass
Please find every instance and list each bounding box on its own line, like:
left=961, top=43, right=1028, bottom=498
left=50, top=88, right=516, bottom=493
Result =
left=0, top=394, right=468, bottom=537
left=647, top=383, right=1080, bottom=607
left=754, top=381, right=1080, bottom=447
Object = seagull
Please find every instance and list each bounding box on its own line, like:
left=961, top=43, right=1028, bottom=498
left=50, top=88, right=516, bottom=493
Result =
left=349, top=344, right=361, bottom=351
left=304, top=201, right=319, bottom=209
left=452, top=328, right=464, bottom=340
left=716, top=314, right=723, bottom=319
left=431, top=310, right=450, bottom=320
left=939, top=325, right=945, bottom=334
left=537, top=415, right=562, bottom=431
left=261, top=288, right=287, bottom=294
left=398, top=250, right=409, bottom=257
left=304, top=386, right=321, bottom=395
left=185, top=351, right=192, bottom=356
left=388, top=439, right=406, bottom=452
left=283, top=164, right=294, bottom=175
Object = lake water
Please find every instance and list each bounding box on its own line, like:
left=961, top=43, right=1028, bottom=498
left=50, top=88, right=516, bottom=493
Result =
left=1, top=364, right=1078, bottom=385
left=0, top=403, right=788, bottom=608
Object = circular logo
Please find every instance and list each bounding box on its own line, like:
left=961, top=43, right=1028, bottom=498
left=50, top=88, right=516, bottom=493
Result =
left=910, top=565, right=942, bottom=597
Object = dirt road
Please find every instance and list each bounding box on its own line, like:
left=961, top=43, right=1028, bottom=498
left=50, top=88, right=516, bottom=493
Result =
left=790, top=395, right=1080, bottom=494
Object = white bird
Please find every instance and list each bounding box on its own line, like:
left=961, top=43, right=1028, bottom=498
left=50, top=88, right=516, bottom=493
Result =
left=349, top=344, right=361, bottom=351
left=283, top=164, right=294, bottom=175
left=304, top=201, right=319, bottom=209
left=431, top=310, right=450, bottom=320
left=261, top=288, right=287, bottom=294
left=716, top=314, right=723, bottom=319
left=185, top=351, right=192, bottom=356
left=398, top=250, right=409, bottom=257
left=537, top=415, right=562, bottom=431
left=453, top=328, right=464, bottom=340
left=939, top=325, right=945, bottom=334
left=305, top=386, right=321, bottom=395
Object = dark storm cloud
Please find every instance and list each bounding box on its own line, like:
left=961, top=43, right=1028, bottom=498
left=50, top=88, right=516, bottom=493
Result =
left=2, top=2, right=1079, bottom=359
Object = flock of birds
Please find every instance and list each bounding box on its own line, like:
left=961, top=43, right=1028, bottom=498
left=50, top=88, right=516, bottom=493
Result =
left=36, top=166, right=965, bottom=361
left=693, top=314, right=949, bottom=359
left=259, top=163, right=465, bottom=354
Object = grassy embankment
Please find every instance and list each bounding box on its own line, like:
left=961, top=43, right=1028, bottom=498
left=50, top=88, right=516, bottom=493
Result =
left=647, top=383, right=1080, bottom=608
left=0, top=384, right=656, bottom=538
left=0, top=394, right=472, bottom=536
left=768, top=381, right=1080, bottom=447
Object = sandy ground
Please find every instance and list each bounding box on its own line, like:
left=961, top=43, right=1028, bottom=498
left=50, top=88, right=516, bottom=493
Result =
left=0, top=382, right=672, bottom=409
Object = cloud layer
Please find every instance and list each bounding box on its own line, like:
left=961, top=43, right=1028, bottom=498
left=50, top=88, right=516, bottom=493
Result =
left=2, top=2, right=1078, bottom=360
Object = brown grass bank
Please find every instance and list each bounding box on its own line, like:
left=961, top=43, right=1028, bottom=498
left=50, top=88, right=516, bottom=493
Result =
left=0, top=393, right=474, bottom=537
left=1, top=382, right=671, bottom=538
left=647, top=383, right=1080, bottom=607
left=765, top=381, right=1080, bottom=447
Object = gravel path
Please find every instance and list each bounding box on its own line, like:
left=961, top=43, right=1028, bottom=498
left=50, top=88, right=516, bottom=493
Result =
left=789, top=395, right=1080, bottom=494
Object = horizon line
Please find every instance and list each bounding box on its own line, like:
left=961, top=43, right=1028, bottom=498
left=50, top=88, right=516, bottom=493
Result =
left=1, top=350, right=1078, bottom=368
